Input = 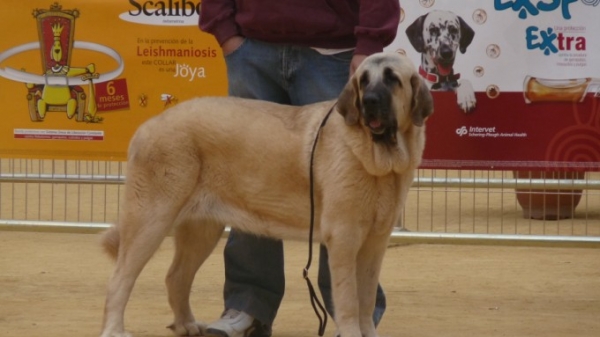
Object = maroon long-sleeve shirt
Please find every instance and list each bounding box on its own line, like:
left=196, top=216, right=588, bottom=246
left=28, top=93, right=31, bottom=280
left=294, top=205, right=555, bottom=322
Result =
left=199, top=0, right=400, bottom=56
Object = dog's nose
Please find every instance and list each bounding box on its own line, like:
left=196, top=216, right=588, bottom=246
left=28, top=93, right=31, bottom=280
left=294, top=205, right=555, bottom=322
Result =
left=362, top=92, right=380, bottom=109
left=440, top=45, right=454, bottom=60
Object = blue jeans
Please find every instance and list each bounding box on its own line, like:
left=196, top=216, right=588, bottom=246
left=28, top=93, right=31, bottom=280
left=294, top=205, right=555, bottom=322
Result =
left=222, top=39, right=386, bottom=330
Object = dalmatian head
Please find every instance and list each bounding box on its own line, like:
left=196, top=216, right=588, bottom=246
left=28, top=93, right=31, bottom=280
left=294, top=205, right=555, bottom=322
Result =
left=406, top=10, right=475, bottom=76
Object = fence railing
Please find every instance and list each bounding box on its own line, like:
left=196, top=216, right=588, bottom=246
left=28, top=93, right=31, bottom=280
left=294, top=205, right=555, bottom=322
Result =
left=1, top=159, right=599, bottom=247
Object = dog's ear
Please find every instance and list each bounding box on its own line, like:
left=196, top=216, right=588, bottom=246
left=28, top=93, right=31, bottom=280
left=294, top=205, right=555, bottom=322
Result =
left=458, top=16, right=475, bottom=54
left=410, top=73, right=434, bottom=127
left=337, top=75, right=361, bottom=126
left=405, top=14, right=427, bottom=53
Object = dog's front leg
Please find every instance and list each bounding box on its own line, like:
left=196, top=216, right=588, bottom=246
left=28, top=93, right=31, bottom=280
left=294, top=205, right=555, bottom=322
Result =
left=324, top=231, right=363, bottom=337
left=356, top=232, right=391, bottom=337
left=456, top=79, right=477, bottom=113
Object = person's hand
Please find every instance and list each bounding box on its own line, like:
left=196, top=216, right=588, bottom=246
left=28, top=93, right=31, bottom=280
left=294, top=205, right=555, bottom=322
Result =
left=221, top=36, right=245, bottom=56
left=350, top=54, right=367, bottom=77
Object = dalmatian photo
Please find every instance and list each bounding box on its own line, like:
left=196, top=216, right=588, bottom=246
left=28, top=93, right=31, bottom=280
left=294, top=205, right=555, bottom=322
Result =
left=406, top=10, right=476, bottom=113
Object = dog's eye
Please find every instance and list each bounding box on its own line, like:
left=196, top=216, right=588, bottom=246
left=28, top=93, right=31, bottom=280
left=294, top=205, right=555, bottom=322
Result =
left=448, top=26, right=459, bottom=36
left=359, top=72, right=370, bottom=88
left=383, top=67, right=401, bottom=87
left=428, top=26, right=440, bottom=36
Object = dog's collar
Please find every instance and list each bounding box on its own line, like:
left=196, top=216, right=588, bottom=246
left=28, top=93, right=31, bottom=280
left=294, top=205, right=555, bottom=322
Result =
left=419, top=66, right=460, bottom=85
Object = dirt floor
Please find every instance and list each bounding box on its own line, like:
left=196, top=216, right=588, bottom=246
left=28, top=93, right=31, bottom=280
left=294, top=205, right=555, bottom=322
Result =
left=1, top=231, right=599, bottom=337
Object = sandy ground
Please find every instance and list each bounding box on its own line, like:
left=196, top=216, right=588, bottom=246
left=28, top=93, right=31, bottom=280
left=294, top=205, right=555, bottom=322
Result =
left=1, top=162, right=599, bottom=336
left=1, top=231, right=599, bottom=337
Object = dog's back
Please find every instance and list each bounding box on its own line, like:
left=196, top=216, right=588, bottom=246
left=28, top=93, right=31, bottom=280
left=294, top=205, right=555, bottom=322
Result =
left=104, top=97, right=336, bottom=253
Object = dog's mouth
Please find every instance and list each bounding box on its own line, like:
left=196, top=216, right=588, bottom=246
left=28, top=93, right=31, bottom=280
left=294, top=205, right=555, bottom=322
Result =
left=363, top=114, right=397, bottom=145
left=368, top=118, right=386, bottom=135
left=435, top=60, right=454, bottom=76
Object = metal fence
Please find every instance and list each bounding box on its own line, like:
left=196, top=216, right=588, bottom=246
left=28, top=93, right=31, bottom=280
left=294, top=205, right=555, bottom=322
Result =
left=1, top=158, right=599, bottom=247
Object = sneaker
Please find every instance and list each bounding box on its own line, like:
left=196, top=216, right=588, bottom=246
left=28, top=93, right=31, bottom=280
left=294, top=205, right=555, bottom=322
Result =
left=205, top=309, right=270, bottom=337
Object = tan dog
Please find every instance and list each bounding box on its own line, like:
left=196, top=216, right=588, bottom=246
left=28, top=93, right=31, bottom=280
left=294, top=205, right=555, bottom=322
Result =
left=99, top=52, right=433, bottom=337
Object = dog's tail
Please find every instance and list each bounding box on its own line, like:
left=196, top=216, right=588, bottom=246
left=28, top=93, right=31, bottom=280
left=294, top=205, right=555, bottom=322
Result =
left=101, top=225, right=120, bottom=260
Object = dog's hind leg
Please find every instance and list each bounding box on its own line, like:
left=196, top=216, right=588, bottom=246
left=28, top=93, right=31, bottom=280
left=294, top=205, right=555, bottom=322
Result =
left=100, top=213, right=176, bottom=337
left=166, top=220, right=224, bottom=336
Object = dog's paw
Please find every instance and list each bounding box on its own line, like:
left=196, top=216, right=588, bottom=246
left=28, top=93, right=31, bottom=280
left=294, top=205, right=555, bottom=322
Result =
left=167, top=321, right=207, bottom=336
left=99, top=331, right=133, bottom=337
left=456, top=79, right=477, bottom=113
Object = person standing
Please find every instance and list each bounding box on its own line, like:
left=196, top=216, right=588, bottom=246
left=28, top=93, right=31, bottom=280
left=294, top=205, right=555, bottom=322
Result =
left=199, top=1, right=400, bottom=336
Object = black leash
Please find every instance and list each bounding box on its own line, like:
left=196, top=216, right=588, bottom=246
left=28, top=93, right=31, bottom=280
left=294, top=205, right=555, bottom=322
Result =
left=304, top=102, right=337, bottom=336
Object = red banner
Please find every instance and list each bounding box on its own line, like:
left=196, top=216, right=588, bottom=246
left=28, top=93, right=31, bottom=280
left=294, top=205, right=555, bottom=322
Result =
left=388, top=0, right=600, bottom=171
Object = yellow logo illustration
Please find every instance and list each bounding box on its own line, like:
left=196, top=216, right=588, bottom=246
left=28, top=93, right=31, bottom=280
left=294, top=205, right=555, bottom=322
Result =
left=0, top=2, right=124, bottom=123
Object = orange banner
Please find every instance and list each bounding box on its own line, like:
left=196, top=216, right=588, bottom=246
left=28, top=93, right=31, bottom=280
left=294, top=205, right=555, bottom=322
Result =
left=0, top=0, right=226, bottom=160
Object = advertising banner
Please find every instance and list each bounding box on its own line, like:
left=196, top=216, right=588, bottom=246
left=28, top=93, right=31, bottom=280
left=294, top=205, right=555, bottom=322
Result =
left=1, top=1, right=599, bottom=171
left=388, top=0, right=600, bottom=171
left=0, top=0, right=225, bottom=160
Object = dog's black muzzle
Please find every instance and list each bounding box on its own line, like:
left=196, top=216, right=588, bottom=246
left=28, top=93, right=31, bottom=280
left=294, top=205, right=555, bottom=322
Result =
left=361, top=87, right=398, bottom=144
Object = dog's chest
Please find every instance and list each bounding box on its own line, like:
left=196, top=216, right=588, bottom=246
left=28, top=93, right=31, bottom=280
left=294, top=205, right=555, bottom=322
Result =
left=359, top=175, right=404, bottom=233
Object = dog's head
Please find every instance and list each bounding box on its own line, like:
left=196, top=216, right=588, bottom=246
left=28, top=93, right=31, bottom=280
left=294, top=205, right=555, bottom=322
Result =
left=337, top=52, right=433, bottom=145
left=406, top=10, right=475, bottom=76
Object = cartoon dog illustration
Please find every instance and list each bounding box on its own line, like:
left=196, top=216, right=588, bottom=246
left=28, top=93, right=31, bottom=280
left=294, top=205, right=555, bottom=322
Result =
left=37, top=22, right=97, bottom=119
